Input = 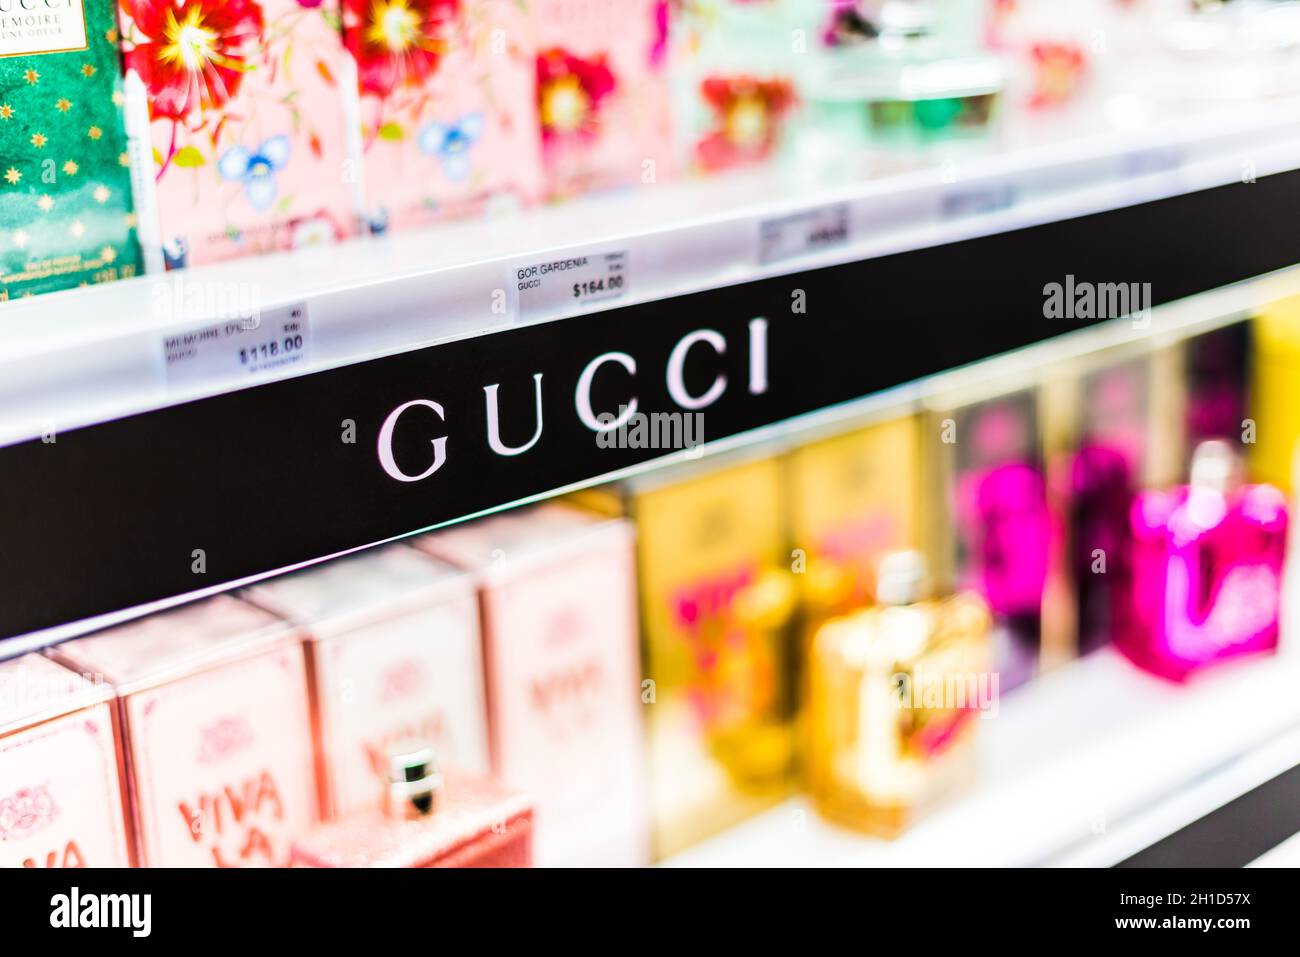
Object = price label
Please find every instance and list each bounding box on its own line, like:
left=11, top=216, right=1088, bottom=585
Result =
left=941, top=183, right=1016, bottom=220
left=759, top=203, right=850, bottom=264
left=163, top=301, right=311, bottom=389
left=511, top=250, right=628, bottom=321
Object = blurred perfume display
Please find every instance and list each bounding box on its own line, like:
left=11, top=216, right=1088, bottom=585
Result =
left=7, top=0, right=1300, bottom=298
left=8, top=0, right=1300, bottom=873
left=12, top=300, right=1300, bottom=867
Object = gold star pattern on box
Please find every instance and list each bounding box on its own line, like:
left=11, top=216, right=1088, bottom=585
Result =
left=2, top=0, right=143, bottom=297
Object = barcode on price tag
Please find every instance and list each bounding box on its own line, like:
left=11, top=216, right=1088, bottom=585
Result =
left=759, top=203, right=850, bottom=264
left=511, top=250, right=628, bottom=321
left=163, top=301, right=311, bottom=389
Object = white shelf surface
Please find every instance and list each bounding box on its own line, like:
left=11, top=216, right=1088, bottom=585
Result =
left=663, top=649, right=1300, bottom=867
left=3, top=98, right=1300, bottom=447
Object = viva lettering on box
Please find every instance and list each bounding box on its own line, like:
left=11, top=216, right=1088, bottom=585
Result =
left=0, top=0, right=143, bottom=299
left=119, top=0, right=356, bottom=267
left=533, top=0, right=673, bottom=198
left=344, top=0, right=542, bottom=232
left=53, top=595, right=316, bottom=867
left=414, top=503, right=649, bottom=867
left=0, top=654, right=131, bottom=867
left=243, top=544, right=490, bottom=819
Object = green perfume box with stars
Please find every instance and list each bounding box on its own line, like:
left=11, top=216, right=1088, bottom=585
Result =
left=1, top=0, right=142, bottom=300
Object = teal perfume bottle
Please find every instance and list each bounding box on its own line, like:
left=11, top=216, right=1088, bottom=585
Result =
left=804, top=0, right=1002, bottom=155
left=0, top=0, right=142, bottom=300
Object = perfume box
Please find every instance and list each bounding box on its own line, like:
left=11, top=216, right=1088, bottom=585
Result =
left=0, top=653, right=131, bottom=867
left=120, top=0, right=356, bottom=267
left=531, top=0, right=674, bottom=198
left=291, top=769, right=533, bottom=867
left=52, top=595, right=316, bottom=867
left=243, top=544, right=490, bottom=819
left=346, top=0, right=543, bottom=233
left=785, top=414, right=922, bottom=622
left=0, top=0, right=142, bottom=299
left=414, top=503, right=649, bottom=867
left=1039, top=349, right=1155, bottom=662
left=585, top=453, right=795, bottom=859
left=672, top=0, right=800, bottom=174
left=927, top=385, right=1049, bottom=692
left=1250, top=296, right=1300, bottom=492
left=1185, top=322, right=1250, bottom=450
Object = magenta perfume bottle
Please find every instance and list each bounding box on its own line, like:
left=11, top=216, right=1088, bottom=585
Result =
left=1120, top=440, right=1288, bottom=681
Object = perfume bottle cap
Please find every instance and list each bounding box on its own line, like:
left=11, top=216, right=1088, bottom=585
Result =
left=875, top=550, right=931, bottom=606
left=879, top=0, right=935, bottom=38
left=384, top=742, right=442, bottom=819
left=1189, top=439, right=1241, bottom=494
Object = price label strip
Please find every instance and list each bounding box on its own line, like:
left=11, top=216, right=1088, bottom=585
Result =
left=511, top=250, right=628, bottom=322
left=163, top=301, right=311, bottom=389
left=759, top=203, right=850, bottom=265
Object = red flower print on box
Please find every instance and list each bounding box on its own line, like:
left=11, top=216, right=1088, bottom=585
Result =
left=343, top=0, right=460, bottom=97
left=1028, top=41, right=1086, bottom=109
left=695, top=74, right=795, bottom=172
left=122, top=0, right=265, bottom=121
left=344, top=0, right=543, bottom=233
left=536, top=48, right=616, bottom=143
left=121, top=0, right=357, bottom=265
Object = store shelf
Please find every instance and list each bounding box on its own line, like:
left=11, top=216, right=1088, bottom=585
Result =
left=6, top=98, right=1300, bottom=652
left=3, top=99, right=1300, bottom=447
left=662, top=650, right=1300, bottom=868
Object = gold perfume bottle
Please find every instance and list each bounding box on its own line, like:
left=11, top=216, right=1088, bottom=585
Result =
left=808, top=550, right=991, bottom=837
left=786, top=415, right=922, bottom=636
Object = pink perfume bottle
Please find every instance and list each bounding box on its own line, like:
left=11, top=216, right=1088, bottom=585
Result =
left=291, top=743, right=533, bottom=868
left=1120, top=440, right=1289, bottom=681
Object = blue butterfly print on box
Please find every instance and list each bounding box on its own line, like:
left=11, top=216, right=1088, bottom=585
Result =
left=417, top=113, right=484, bottom=181
left=218, top=135, right=292, bottom=211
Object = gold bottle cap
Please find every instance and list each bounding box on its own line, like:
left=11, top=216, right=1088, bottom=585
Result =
left=383, top=742, right=442, bottom=820
left=875, top=550, right=931, bottom=607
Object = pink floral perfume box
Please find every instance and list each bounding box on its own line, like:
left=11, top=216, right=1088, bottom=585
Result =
left=120, top=0, right=358, bottom=266
left=531, top=0, right=674, bottom=198
left=343, top=0, right=544, bottom=232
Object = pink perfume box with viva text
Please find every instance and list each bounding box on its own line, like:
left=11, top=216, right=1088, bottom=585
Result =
left=0, top=654, right=131, bottom=868
left=414, top=503, right=649, bottom=867
left=53, top=595, right=317, bottom=867
left=244, top=545, right=490, bottom=819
